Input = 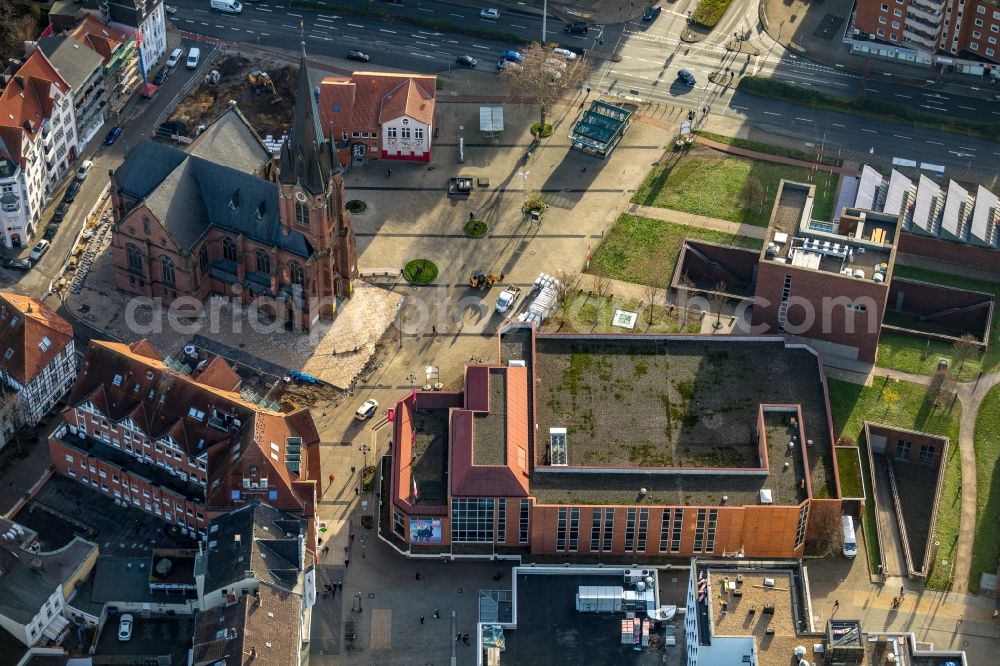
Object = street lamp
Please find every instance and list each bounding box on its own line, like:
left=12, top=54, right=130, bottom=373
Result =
left=517, top=171, right=530, bottom=208
left=542, top=0, right=547, bottom=43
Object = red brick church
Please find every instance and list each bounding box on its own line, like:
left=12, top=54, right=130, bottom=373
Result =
left=108, top=55, right=357, bottom=329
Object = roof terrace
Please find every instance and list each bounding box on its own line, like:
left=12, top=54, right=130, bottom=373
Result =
left=764, top=181, right=899, bottom=282
left=473, top=369, right=508, bottom=466
left=528, top=335, right=835, bottom=506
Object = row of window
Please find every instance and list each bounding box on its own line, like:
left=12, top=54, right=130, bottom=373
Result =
left=386, top=127, right=424, bottom=141
left=127, top=241, right=307, bottom=286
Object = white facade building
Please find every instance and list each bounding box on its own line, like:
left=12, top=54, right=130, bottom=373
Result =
left=0, top=293, right=76, bottom=447
left=0, top=49, right=77, bottom=249
left=102, top=0, right=168, bottom=78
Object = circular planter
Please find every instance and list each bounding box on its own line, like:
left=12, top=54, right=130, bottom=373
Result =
left=345, top=200, right=368, bottom=215
left=464, top=220, right=488, bottom=237
left=403, top=259, right=438, bottom=284
left=531, top=122, right=554, bottom=138
left=522, top=200, right=547, bottom=216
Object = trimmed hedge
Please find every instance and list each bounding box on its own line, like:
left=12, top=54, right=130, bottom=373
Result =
left=290, top=0, right=524, bottom=43
left=691, top=0, right=734, bottom=27
left=737, top=76, right=1000, bottom=141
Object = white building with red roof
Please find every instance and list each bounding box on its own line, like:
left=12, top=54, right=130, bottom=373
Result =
left=0, top=293, right=76, bottom=448
left=0, top=48, right=77, bottom=248
left=318, top=72, right=436, bottom=167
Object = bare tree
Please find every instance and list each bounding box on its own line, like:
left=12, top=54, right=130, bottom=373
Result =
left=806, top=503, right=844, bottom=556
left=710, top=281, right=728, bottom=330
left=555, top=270, right=582, bottom=329
left=499, top=42, right=589, bottom=134
left=0, top=5, right=37, bottom=68
left=677, top=274, right=694, bottom=330
left=740, top=176, right=765, bottom=215
left=953, top=333, right=980, bottom=372
left=592, top=272, right=612, bottom=300
left=642, top=259, right=666, bottom=327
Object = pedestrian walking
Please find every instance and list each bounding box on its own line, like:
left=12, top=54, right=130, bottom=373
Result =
left=387, top=167, right=392, bottom=178
left=432, top=325, right=437, bottom=336
left=362, top=546, right=366, bottom=559
left=833, top=599, right=839, bottom=608
left=351, top=466, right=356, bottom=475
left=350, top=533, right=355, bottom=543
left=328, top=473, right=334, bottom=484
left=463, top=633, right=470, bottom=645
left=992, top=609, right=998, bottom=620
left=433, top=609, right=440, bottom=619
left=345, top=559, right=350, bottom=567
left=355, top=487, right=359, bottom=496
left=900, top=586, right=905, bottom=598
left=420, top=616, right=424, bottom=624
left=456, top=632, right=462, bottom=642
left=415, top=572, right=421, bottom=581
left=344, top=546, right=349, bottom=556
left=323, top=546, right=329, bottom=555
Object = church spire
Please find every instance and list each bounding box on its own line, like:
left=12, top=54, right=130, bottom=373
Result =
left=278, top=49, right=336, bottom=195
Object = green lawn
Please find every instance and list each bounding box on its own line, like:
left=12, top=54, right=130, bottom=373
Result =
left=541, top=292, right=702, bottom=334
left=836, top=447, right=864, bottom=498
left=827, top=377, right=962, bottom=590
left=691, top=0, right=734, bottom=26
left=696, top=131, right=842, bottom=166
left=878, top=266, right=999, bottom=379
left=632, top=152, right=839, bottom=227
left=587, top=214, right=762, bottom=285
left=969, top=385, right=1000, bottom=592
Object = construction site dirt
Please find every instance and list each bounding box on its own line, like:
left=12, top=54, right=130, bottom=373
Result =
left=167, top=56, right=297, bottom=139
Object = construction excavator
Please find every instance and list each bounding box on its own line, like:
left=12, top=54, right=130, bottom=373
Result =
left=247, top=70, right=280, bottom=102
left=470, top=270, right=504, bottom=290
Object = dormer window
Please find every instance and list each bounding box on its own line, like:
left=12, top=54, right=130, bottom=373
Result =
left=113, top=374, right=123, bottom=386
left=256, top=200, right=266, bottom=219
left=229, top=189, right=240, bottom=211
left=9, top=317, right=17, bottom=327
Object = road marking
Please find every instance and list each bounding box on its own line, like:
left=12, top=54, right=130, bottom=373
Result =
left=216, top=24, right=225, bottom=28
left=512, top=23, right=528, bottom=28
left=794, top=117, right=813, bottom=122
left=193, top=8, right=208, bottom=12
left=731, top=105, right=748, bottom=110
left=288, top=12, right=302, bottom=17
left=920, top=105, right=947, bottom=112
left=251, top=18, right=266, bottom=23
left=995, top=152, right=1000, bottom=157
left=893, top=134, right=910, bottom=140
left=925, top=140, right=943, bottom=145
left=893, top=94, right=911, bottom=99
left=957, top=105, right=976, bottom=110
left=379, top=28, right=396, bottom=34
left=347, top=23, right=364, bottom=28
left=282, top=24, right=296, bottom=28
left=450, top=13, right=464, bottom=17
left=865, top=88, right=879, bottom=93
left=413, top=34, right=427, bottom=39
left=246, top=29, right=254, bottom=33
left=832, top=123, right=846, bottom=128
left=184, top=19, right=194, bottom=23
left=418, top=7, right=434, bottom=11
left=860, top=128, right=877, bottom=133
left=763, top=111, right=780, bottom=116
left=959, top=146, right=978, bottom=151
left=261, top=33, right=270, bottom=36
left=316, top=15, right=337, bottom=21
left=200, top=21, right=208, bottom=25
left=472, top=44, right=490, bottom=50
left=256, top=6, right=271, bottom=11
left=446, top=40, right=459, bottom=44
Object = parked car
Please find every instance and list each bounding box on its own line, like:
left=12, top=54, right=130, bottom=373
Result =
left=52, top=202, right=69, bottom=223
left=497, top=59, right=521, bottom=71
left=642, top=5, right=662, bottom=21
left=76, top=160, right=93, bottom=181
left=480, top=8, right=500, bottom=20
left=153, top=66, right=169, bottom=85
left=677, top=68, right=696, bottom=86
left=164, top=4, right=178, bottom=14
left=354, top=398, right=379, bottom=421
left=63, top=181, right=81, bottom=203
left=564, top=21, right=589, bottom=34
left=28, top=240, right=50, bottom=263
left=456, top=55, right=478, bottom=68
left=43, top=224, right=58, bottom=241
left=186, top=47, right=201, bottom=70
left=346, top=49, right=371, bottom=62
left=3, top=257, right=30, bottom=271
left=502, top=50, right=524, bottom=62
left=103, top=126, right=122, bottom=145
left=118, top=614, right=134, bottom=642
left=552, top=47, right=578, bottom=60
left=166, top=48, right=183, bottom=68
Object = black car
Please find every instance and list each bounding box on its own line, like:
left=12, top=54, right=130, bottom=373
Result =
left=153, top=66, right=169, bottom=85
left=564, top=21, right=589, bottom=34
left=52, top=202, right=69, bottom=223
left=43, top=224, right=58, bottom=241
left=346, top=50, right=371, bottom=62
left=642, top=5, right=662, bottom=21
left=64, top=180, right=81, bottom=203
left=3, top=257, right=31, bottom=271
left=456, top=55, right=478, bottom=68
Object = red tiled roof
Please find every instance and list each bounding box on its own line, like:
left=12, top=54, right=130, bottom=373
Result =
left=0, top=50, right=69, bottom=166
left=68, top=15, right=130, bottom=64
left=318, top=72, right=436, bottom=135
left=192, top=584, right=301, bottom=666
left=450, top=366, right=530, bottom=498
left=193, top=356, right=242, bottom=391
left=0, top=292, right=73, bottom=385
left=66, top=340, right=321, bottom=518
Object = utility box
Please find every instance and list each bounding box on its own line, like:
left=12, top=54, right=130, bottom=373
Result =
left=576, top=586, right=623, bottom=613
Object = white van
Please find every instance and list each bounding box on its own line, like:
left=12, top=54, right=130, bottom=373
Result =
left=210, top=0, right=242, bottom=14
left=186, top=47, right=201, bottom=70
left=842, top=515, right=857, bottom=559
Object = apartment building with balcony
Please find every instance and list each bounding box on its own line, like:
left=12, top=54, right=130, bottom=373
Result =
left=851, top=0, right=1000, bottom=71
left=37, top=34, right=107, bottom=151
left=0, top=49, right=77, bottom=248
left=98, top=0, right=168, bottom=78
left=67, top=15, right=141, bottom=120
left=47, top=339, right=323, bottom=542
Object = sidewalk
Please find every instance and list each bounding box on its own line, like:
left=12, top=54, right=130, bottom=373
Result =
left=626, top=202, right=768, bottom=240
